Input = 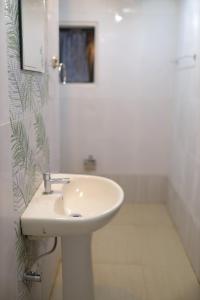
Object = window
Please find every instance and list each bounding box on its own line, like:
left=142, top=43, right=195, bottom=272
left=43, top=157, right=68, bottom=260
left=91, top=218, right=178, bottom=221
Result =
left=59, top=27, right=95, bottom=83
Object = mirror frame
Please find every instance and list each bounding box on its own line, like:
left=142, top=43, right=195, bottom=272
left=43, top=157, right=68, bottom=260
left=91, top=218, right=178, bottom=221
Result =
left=18, top=0, right=46, bottom=73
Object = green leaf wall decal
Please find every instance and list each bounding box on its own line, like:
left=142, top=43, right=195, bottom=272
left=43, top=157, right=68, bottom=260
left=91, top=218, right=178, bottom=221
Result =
left=5, top=0, right=50, bottom=298
left=11, top=119, right=30, bottom=170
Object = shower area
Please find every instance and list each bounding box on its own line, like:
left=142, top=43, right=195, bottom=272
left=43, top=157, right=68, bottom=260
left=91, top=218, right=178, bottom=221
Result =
left=53, top=0, right=200, bottom=298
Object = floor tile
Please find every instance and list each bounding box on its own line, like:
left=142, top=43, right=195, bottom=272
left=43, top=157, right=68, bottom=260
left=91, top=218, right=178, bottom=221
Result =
left=143, top=265, right=200, bottom=300
left=110, top=203, right=172, bottom=227
left=139, top=226, right=191, bottom=267
left=51, top=204, right=200, bottom=300
left=92, top=225, right=143, bottom=264
left=94, top=264, right=147, bottom=300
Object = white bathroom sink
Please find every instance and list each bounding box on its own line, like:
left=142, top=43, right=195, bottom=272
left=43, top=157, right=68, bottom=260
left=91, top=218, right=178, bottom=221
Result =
left=21, top=174, right=124, bottom=237
left=21, top=174, right=124, bottom=300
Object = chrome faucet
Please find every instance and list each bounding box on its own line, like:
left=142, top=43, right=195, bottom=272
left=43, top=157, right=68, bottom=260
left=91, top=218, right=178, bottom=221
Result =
left=43, top=172, right=70, bottom=194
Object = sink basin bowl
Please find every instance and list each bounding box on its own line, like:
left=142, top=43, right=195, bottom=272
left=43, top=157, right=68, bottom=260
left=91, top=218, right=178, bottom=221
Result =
left=21, top=174, right=124, bottom=300
left=21, top=174, right=124, bottom=237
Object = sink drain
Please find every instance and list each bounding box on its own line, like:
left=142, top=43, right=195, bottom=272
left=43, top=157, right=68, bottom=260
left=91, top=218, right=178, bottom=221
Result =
left=70, top=213, right=82, bottom=218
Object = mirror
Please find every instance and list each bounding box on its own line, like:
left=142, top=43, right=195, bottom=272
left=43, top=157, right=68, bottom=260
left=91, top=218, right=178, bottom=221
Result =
left=19, top=0, right=46, bottom=73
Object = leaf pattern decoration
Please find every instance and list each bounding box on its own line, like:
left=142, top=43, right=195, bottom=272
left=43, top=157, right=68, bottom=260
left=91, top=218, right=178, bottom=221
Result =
left=5, top=0, right=20, bottom=58
left=15, top=221, right=28, bottom=275
left=10, top=118, right=32, bottom=170
left=34, top=113, right=49, bottom=170
left=5, top=0, right=50, bottom=298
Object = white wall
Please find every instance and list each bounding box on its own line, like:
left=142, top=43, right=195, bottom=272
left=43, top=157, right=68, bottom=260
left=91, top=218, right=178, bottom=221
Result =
left=168, top=0, right=200, bottom=281
left=46, top=0, right=61, bottom=173
left=0, top=2, right=17, bottom=299
left=58, top=0, right=200, bottom=283
left=59, top=0, right=177, bottom=202
left=59, top=0, right=176, bottom=175
left=41, top=1, right=61, bottom=299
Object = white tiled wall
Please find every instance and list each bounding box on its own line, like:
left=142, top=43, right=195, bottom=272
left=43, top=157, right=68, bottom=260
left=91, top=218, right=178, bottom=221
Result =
left=102, top=174, right=168, bottom=203
left=42, top=1, right=61, bottom=299
left=46, top=0, right=60, bottom=173
left=59, top=0, right=177, bottom=202
left=59, top=0, right=177, bottom=175
left=168, top=0, right=200, bottom=281
left=0, top=2, right=17, bottom=299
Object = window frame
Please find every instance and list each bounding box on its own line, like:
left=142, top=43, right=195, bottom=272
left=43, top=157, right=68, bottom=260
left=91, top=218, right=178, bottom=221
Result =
left=59, top=21, right=98, bottom=85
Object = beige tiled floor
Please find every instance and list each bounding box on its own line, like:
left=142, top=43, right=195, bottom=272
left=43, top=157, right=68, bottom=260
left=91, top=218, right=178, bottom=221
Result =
left=51, top=204, right=200, bottom=300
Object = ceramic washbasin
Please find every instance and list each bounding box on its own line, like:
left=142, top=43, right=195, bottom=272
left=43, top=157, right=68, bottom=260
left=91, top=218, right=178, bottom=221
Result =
left=21, top=174, right=124, bottom=237
left=21, top=174, right=124, bottom=300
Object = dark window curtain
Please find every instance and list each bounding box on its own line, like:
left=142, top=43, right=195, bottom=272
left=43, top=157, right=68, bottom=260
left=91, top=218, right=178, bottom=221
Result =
left=60, top=30, right=89, bottom=82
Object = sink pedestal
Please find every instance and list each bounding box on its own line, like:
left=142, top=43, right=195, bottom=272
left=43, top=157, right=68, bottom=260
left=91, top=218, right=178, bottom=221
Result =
left=21, top=174, right=124, bottom=299
left=61, top=234, right=94, bottom=300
